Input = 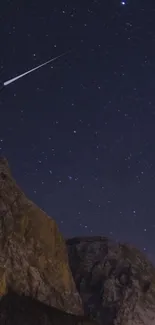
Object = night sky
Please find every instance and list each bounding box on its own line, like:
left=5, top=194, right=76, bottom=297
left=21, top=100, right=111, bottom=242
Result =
left=1, top=0, right=155, bottom=262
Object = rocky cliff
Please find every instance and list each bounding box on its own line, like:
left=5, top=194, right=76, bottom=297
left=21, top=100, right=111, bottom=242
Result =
left=67, top=236, right=155, bottom=325
left=0, top=157, right=83, bottom=315
left=1, top=156, right=155, bottom=325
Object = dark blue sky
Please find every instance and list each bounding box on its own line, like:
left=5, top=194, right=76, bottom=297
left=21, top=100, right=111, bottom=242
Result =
left=1, top=0, right=155, bottom=262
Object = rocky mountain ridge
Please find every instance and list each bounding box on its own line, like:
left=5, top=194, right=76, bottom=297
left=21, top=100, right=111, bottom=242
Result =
left=1, top=156, right=155, bottom=324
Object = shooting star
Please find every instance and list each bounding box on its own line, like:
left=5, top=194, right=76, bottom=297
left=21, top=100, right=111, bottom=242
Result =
left=0, top=51, right=70, bottom=92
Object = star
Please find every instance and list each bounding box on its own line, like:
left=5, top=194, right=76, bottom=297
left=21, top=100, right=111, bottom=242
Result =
left=1, top=0, right=155, bottom=264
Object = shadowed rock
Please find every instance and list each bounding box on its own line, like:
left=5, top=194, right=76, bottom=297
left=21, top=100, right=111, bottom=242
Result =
left=0, top=291, right=98, bottom=325
left=0, top=157, right=83, bottom=315
left=67, top=236, right=155, bottom=325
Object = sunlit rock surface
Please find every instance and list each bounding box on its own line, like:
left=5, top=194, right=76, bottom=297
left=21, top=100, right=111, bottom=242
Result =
left=0, top=157, right=83, bottom=315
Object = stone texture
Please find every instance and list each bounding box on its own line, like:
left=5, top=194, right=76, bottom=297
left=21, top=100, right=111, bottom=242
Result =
left=0, top=157, right=83, bottom=315
left=67, top=236, right=155, bottom=325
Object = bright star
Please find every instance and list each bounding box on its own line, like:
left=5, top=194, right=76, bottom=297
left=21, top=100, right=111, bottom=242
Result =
left=121, top=1, right=126, bottom=5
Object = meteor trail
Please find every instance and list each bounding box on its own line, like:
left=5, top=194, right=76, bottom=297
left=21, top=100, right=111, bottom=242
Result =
left=0, top=51, right=70, bottom=91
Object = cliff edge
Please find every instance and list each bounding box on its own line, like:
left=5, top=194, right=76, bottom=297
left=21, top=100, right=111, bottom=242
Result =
left=0, top=157, right=83, bottom=315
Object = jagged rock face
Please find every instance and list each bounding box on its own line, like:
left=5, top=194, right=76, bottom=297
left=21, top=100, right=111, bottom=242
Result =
left=67, top=236, right=155, bottom=325
left=0, top=291, right=97, bottom=325
left=0, top=157, right=83, bottom=315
